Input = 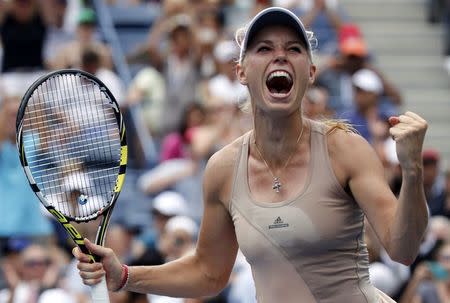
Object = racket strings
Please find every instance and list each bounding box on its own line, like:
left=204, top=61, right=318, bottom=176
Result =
left=24, top=130, right=120, bottom=163
left=22, top=74, right=121, bottom=221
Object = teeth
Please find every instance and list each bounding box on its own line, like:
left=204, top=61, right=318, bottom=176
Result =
left=268, top=71, right=291, bottom=82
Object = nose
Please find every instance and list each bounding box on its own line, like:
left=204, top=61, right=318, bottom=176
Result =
left=273, top=48, right=287, bottom=63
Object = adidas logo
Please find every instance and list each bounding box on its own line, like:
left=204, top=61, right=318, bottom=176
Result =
left=269, top=216, right=289, bottom=229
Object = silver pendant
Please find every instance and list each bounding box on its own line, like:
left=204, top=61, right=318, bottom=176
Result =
left=272, top=177, right=282, bottom=193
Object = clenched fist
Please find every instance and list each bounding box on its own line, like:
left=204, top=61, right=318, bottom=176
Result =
left=388, top=111, right=428, bottom=170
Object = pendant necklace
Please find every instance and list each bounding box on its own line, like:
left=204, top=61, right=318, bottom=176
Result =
left=253, top=125, right=304, bottom=193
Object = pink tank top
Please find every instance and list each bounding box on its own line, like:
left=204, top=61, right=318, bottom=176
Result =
left=229, top=120, right=396, bottom=303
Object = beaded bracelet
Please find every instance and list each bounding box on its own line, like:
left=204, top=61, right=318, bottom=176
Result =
left=115, top=264, right=129, bottom=292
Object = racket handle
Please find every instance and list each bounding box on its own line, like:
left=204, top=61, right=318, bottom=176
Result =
left=91, top=276, right=110, bottom=303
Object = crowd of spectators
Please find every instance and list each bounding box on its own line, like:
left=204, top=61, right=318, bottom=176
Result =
left=0, top=0, right=448, bottom=302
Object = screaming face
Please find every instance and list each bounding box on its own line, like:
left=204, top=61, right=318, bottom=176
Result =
left=237, top=25, right=315, bottom=113
left=266, top=70, right=293, bottom=97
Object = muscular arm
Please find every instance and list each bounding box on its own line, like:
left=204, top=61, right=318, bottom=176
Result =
left=330, top=131, right=428, bottom=265
left=126, top=151, right=239, bottom=297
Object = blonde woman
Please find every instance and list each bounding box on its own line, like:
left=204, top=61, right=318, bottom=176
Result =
left=73, top=7, right=428, bottom=303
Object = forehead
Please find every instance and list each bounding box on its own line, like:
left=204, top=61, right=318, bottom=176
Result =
left=22, top=245, right=47, bottom=258
left=247, top=25, right=305, bottom=48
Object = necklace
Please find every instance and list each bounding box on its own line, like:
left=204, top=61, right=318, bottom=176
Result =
left=253, top=125, right=304, bottom=193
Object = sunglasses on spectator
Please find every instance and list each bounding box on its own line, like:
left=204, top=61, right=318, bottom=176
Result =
left=24, top=258, right=52, bottom=267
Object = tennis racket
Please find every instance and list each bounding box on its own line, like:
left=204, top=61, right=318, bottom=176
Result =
left=16, top=69, right=127, bottom=303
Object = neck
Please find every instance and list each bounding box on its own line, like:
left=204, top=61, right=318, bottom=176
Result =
left=253, top=110, right=305, bottom=167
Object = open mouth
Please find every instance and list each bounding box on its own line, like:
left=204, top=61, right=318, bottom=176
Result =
left=266, top=71, right=293, bottom=97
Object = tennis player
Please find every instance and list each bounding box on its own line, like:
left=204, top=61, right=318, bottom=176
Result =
left=73, top=7, right=428, bottom=302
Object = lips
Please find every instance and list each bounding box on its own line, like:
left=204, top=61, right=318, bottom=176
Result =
left=266, top=70, right=293, bottom=98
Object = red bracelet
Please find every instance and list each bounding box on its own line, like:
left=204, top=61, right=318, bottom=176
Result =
left=115, top=264, right=129, bottom=292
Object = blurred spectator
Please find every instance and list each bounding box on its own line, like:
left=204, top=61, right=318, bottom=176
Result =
left=42, top=0, right=75, bottom=67
left=151, top=191, right=189, bottom=236
left=125, top=1, right=225, bottom=135
left=136, top=104, right=207, bottom=197
left=158, top=215, right=198, bottom=262
left=49, top=7, right=113, bottom=70
left=0, top=75, right=53, bottom=247
left=80, top=47, right=126, bottom=105
left=410, top=216, right=450, bottom=278
left=0, top=0, right=48, bottom=73
left=302, top=86, right=331, bottom=120
left=200, top=39, right=248, bottom=107
left=125, top=65, right=167, bottom=137
left=0, top=243, right=73, bottom=303
left=0, top=238, right=29, bottom=290
left=131, top=191, right=189, bottom=271
left=295, top=0, right=347, bottom=56
left=149, top=215, right=198, bottom=303
left=159, top=103, right=206, bottom=162
left=340, top=68, right=391, bottom=143
left=195, top=4, right=225, bottom=79
left=147, top=13, right=201, bottom=134
left=399, top=242, right=450, bottom=303
left=423, top=149, right=447, bottom=217
left=137, top=155, right=198, bottom=195
left=316, top=23, right=402, bottom=114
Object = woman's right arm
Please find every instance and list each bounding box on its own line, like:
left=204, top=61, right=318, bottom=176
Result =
left=74, top=149, right=239, bottom=298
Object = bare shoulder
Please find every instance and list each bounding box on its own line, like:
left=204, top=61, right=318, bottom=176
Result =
left=203, top=133, right=248, bottom=207
left=325, top=127, right=383, bottom=177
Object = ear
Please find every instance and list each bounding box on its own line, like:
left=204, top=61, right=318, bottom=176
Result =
left=308, top=64, right=317, bottom=85
left=236, top=63, right=248, bottom=85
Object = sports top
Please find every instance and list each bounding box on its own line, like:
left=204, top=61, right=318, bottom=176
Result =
left=228, top=120, right=396, bottom=303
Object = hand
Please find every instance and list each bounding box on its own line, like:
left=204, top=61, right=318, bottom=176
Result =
left=72, top=239, right=123, bottom=291
left=412, top=263, right=432, bottom=282
left=388, top=111, right=427, bottom=170
left=1, top=262, right=20, bottom=289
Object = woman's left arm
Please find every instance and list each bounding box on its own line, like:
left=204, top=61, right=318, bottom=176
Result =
left=334, top=112, right=428, bottom=265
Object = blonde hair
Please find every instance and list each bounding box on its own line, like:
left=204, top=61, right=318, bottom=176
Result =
left=321, top=119, right=357, bottom=135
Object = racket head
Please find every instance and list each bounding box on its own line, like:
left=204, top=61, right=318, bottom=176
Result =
left=16, top=69, right=127, bottom=223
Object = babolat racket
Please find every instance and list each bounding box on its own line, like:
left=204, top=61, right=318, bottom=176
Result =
left=16, top=69, right=127, bottom=303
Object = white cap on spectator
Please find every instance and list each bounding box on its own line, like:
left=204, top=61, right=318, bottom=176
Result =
left=384, top=138, right=399, bottom=165
left=214, top=40, right=239, bottom=63
left=152, top=191, right=187, bottom=217
left=165, top=215, right=198, bottom=238
left=352, top=69, right=383, bottom=95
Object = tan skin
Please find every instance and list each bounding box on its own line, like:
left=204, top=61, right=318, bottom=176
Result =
left=73, top=24, right=428, bottom=298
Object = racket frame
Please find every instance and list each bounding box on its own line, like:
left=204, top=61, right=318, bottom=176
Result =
left=16, top=69, right=127, bottom=260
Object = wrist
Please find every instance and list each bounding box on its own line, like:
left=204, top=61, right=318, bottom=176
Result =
left=114, top=264, right=130, bottom=292
left=401, top=164, right=423, bottom=178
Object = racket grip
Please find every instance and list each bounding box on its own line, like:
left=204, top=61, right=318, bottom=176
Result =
left=91, top=276, right=110, bottom=303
